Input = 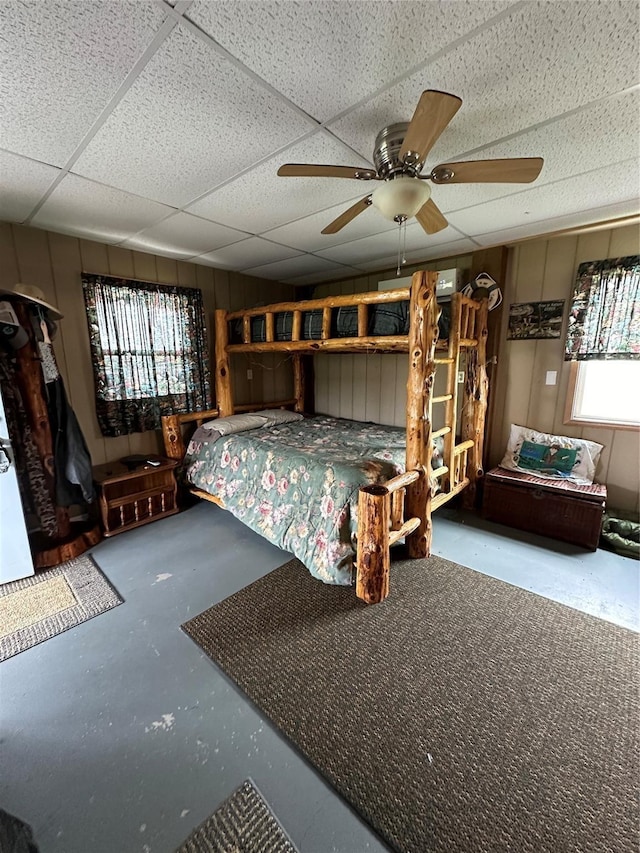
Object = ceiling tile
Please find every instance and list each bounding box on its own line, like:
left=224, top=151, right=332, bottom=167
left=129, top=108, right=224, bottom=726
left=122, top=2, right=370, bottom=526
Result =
left=329, top=2, right=640, bottom=164
left=0, top=0, right=166, bottom=166
left=286, top=268, right=363, bottom=287
left=0, top=151, right=61, bottom=222
left=191, top=237, right=303, bottom=270
left=448, top=159, right=639, bottom=237
left=243, top=255, right=352, bottom=281
left=187, top=132, right=374, bottom=233
left=72, top=25, right=314, bottom=207
left=429, top=88, right=640, bottom=215
left=119, top=212, right=247, bottom=258
left=31, top=174, right=173, bottom=244
left=262, top=197, right=398, bottom=252
left=353, top=237, right=480, bottom=272
left=187, top=1, right=512, bottom=122
left=471, top=201, right=640, bottom=249
left=315, top=222, right=469, bottom=266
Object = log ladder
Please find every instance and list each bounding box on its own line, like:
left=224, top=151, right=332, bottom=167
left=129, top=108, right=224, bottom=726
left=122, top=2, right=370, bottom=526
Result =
left=355, top=277, right=488, bottom=604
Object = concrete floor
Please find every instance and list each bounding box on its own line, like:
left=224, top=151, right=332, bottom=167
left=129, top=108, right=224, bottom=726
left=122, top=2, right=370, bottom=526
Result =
left=1, top=503, right=638, bottom=853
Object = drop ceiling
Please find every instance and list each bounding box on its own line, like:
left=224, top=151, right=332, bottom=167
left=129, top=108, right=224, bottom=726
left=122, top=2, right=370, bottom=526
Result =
left=1, top=0, right=638, bottom=286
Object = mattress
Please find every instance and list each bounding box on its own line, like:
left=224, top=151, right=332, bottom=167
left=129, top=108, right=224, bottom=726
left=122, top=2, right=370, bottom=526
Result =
left=182, top=415, right=444, bottom=586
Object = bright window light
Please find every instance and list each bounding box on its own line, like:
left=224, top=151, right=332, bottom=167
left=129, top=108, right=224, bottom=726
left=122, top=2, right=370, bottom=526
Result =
left=571, top=360, right=640, bottom=426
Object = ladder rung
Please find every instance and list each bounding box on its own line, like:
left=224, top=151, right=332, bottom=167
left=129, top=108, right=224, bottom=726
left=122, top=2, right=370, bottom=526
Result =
left=432, top=426, right=451, bottom=438
left=435, top=357, right=454, bottom=364
left=431, top=465, right=449, bottom=479
left=432, top=394, right=453, bottom=403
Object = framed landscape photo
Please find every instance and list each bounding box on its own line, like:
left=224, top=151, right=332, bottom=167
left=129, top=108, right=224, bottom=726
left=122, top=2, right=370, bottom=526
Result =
left=507, top=300, right=565, bottom=340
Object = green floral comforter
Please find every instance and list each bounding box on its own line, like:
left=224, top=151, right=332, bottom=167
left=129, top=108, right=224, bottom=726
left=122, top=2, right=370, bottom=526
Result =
left=182, top=415, right=408, bottom=586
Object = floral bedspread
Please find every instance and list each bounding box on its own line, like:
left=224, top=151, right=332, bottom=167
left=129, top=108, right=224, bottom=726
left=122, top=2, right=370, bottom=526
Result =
left=182, top=415, right=408, bottom=586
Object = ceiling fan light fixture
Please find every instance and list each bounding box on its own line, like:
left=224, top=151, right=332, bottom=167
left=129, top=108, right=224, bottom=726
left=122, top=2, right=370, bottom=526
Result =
left=372, top=176, right=432, bottom=221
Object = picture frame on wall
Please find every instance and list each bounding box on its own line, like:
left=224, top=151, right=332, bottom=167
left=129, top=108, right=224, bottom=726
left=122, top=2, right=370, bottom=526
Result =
left=507, top=300, right=565, bottom=340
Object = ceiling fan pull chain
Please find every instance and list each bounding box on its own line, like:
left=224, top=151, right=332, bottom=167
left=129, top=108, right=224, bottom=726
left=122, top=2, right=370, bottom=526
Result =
left=402, top=218, right=407, bottom=266
left=396, top=217, right=408, bottom=276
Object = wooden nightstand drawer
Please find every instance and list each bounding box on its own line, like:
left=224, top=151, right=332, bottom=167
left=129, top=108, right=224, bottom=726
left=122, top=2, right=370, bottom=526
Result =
left=93, top=457, right=179, bottom=537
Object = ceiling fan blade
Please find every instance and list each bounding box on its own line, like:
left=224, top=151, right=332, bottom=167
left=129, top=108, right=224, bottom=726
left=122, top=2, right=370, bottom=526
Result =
left=399, top=90, right=462, bottom=168
left=431, top=157, right=544, bottom=184
left=416, top=198, right=448, bottom=235
left=278, top=164, right=378, bottom=180
left=321, top=196, right=373, bottom=234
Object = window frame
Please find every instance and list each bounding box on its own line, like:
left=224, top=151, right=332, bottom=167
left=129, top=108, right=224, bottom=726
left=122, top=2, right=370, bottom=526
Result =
left=564, top=360, right=640, bottom=431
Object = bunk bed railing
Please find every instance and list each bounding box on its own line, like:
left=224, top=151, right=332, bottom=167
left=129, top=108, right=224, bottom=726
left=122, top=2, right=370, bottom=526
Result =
left=225, top=287, right=411, bottom=321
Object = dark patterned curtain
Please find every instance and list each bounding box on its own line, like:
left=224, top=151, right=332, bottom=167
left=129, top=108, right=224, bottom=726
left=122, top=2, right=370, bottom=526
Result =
left=565, top=255, right=640, bottom=361
left=83, top=274, right=210, bottom=437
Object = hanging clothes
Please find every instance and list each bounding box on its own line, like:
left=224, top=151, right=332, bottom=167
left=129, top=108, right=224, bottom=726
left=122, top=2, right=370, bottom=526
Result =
left=30, top=309, right=94, bottom=507
left=0, top=352, right=59, bottom=538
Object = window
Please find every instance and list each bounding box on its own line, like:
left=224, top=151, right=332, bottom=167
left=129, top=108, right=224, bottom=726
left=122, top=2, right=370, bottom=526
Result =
left=566, top=360, right=640, bottom=428
left=564, top=254, right=639, bottom=430
left=83, top=273, right=210, bottom=437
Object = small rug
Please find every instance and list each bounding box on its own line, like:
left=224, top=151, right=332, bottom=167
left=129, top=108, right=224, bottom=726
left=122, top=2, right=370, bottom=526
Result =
left=183, top=556, right=639, bottom=853
left=176, top=779, right=298, bottom=853
left=0, top=555, right=122, bottom=661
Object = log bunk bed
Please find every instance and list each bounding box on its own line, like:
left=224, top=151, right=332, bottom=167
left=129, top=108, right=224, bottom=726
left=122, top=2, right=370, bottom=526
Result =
left=161, top=270, right=489, bottom=605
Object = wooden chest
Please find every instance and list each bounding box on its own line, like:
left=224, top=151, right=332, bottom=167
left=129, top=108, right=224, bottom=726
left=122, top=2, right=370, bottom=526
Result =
left=483, top=467, right=607, bottom=551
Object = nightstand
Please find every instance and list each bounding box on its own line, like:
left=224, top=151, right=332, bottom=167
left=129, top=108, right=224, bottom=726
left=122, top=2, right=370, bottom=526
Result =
left=93, top=456, right=179, bottom=537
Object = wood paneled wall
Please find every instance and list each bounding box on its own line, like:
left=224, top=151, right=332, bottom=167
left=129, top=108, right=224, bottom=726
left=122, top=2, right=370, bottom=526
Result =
left=489, top=223, right=640, bottom=512
left=312, top=254, right=473, bottom=431
left=0, top=222, right=294, bottom=466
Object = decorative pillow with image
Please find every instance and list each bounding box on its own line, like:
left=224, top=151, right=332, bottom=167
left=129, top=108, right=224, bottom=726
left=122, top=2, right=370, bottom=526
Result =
left=500, top=424, right=604, bottom=484
left=257, top=409, right=304, bottom=426
left=201, top=413, right=269, bottom=435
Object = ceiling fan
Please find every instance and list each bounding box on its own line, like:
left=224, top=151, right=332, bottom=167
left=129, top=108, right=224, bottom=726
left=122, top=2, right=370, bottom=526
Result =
left=277, top=90, right=543, bottom=237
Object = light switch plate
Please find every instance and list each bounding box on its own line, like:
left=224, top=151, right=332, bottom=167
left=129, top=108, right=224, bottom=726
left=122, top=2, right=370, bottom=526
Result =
left=545, top=370, right=557, bottom=385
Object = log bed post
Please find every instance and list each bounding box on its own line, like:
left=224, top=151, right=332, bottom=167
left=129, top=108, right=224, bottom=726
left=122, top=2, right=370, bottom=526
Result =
left=405, top=270, right=439, bottom=558
left=444, top=293, right=463, bottom=491
left=214, top=308, right=234, bottom=417
left=162, top=415, right=185, bottom=461
left=292, top=354, right=305, bottom=413
left=461, top=298, right=489, bottom=508
left=356, top=485, right=390, bottom=604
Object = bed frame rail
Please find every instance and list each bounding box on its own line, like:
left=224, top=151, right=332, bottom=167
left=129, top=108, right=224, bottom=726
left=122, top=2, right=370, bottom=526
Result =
left=161, top=398, right=297, bottom=461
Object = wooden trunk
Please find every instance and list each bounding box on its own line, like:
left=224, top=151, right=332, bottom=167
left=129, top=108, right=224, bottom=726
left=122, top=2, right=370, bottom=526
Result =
left=483, top=467, right=606, bottom=551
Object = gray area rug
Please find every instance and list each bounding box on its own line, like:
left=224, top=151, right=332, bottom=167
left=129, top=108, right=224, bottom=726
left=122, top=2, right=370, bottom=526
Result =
left=0, top=555, right=122, bottom=661
left=176, top=779, right=298, bottom=853
left=183, top=556, right=639, bottom=853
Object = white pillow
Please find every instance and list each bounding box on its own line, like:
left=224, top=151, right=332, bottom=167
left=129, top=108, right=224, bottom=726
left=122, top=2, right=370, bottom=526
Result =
left=201, top=413, right=268, bottom=435
left=256, top=409, right=304, bottom=426
left=500, top=424, right=604, bottom=485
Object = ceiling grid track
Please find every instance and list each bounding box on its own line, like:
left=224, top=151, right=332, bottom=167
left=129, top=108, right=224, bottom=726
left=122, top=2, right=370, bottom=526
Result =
left=23, top=12, right=181, bottom=225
